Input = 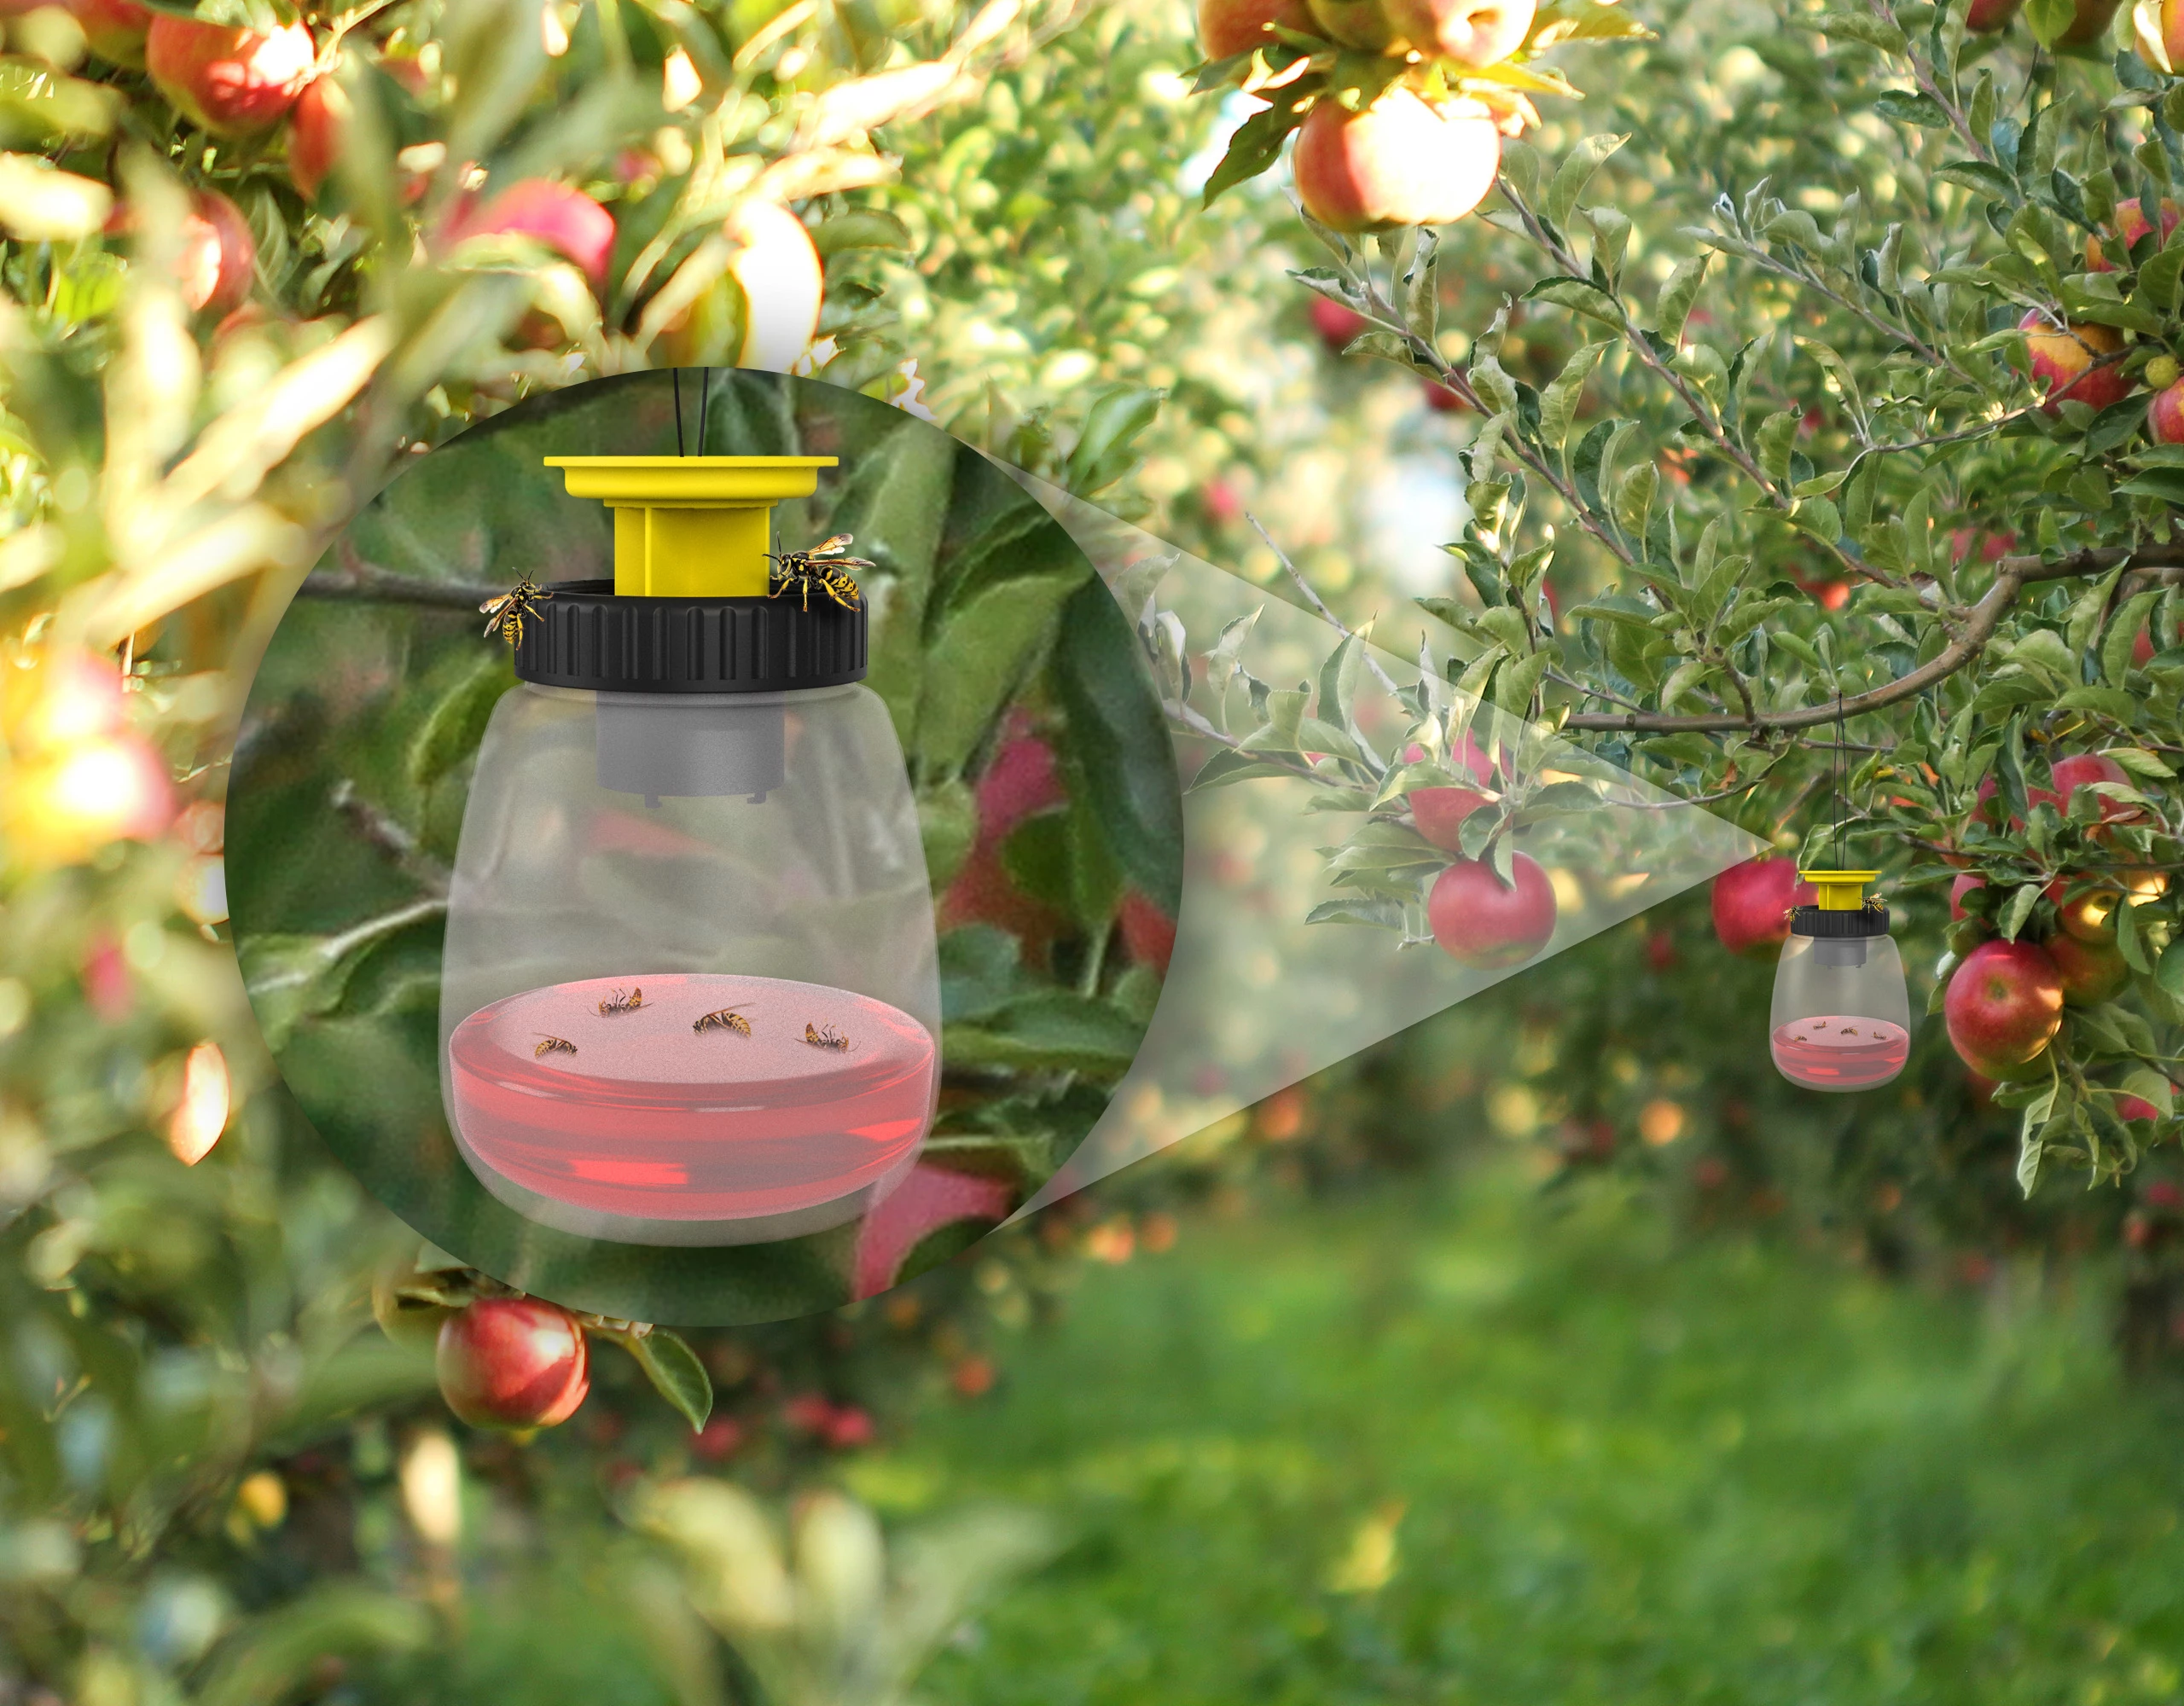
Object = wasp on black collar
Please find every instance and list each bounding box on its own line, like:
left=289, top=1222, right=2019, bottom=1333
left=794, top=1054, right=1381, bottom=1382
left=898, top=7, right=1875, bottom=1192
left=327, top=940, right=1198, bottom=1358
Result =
left=765, top=534, right=871, bottom=612
left=479, top=577, right=552, bottom=645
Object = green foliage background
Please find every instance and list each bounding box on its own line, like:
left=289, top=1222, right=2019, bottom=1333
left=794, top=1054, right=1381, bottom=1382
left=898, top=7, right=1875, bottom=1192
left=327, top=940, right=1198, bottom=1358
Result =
left=7, top=0, right=2184, bottom=1694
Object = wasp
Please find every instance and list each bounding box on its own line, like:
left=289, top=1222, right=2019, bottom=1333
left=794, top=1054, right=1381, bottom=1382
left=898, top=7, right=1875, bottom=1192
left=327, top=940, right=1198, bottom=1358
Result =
left=479, top=577, right=553, bottom=646
left=693, top=1007, right=753, bottom=1036
left=534, top=1035, right=578, bottom=1059
left=804, top=1022, right=851, bottom=1052
left=765, top=535, right=871, bottom=613
left=598, top=986, right=644, bottom=1018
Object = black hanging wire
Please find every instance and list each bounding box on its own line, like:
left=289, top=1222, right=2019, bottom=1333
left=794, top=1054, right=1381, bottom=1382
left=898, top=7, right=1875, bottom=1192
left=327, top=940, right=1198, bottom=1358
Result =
left=697, top=367, right=712, bottom=456
left=1833, top=687, right=1848, bottom=873
left=672, top=369, right=687, bottom=456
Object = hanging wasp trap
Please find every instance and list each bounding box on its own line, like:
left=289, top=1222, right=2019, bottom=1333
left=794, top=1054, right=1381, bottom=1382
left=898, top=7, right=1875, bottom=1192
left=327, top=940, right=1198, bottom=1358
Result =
left=438, top=381, right=938, bottom=1247
left=1768, top=694, right=1911, bottom=1092
left=1769, top=869, right=1912, bottom=1092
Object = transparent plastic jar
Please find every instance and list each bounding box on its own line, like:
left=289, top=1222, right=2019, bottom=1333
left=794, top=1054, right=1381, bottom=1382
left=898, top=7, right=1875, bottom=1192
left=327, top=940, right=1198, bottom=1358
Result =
left=439, top=566, right=938, bottom=1245
left=1769, top=914, right=1911, bottom=1093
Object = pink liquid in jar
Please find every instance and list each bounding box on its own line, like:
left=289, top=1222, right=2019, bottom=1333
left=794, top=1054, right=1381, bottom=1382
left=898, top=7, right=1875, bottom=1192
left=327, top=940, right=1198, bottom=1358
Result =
left=1770, top=1013, right=1910, bottom=1091
left=446, top=972, right=936, bottom=1222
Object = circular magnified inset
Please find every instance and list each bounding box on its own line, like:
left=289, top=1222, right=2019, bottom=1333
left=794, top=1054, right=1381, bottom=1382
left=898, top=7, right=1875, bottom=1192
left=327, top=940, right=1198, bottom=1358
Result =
left=226, top=368, right=1182, bottom=1326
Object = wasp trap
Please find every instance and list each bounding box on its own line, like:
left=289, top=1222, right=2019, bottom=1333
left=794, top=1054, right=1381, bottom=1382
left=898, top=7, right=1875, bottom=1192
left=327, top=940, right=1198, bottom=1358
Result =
left=1769, top=870, right=1911, bottom=1093
left=438, top=450, right=940, bottom=1246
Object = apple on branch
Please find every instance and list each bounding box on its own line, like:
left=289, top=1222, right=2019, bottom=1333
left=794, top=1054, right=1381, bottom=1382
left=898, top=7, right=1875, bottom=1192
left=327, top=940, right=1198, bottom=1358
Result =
left=2018, top=311, right=2132, bottom=415
left=1292, top=89, right=1502, bottom=233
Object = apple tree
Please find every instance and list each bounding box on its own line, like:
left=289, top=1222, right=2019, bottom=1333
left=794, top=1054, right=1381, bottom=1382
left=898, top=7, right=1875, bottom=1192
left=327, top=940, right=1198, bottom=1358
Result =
left=1147, top=0, right=2183, bottom=1249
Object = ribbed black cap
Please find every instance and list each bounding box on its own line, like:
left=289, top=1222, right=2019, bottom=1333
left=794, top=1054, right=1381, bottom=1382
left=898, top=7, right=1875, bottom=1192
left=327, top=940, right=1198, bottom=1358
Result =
left=1792, top=901, right=1891, bottom=939
left=511, top=579, right=867, bottom=694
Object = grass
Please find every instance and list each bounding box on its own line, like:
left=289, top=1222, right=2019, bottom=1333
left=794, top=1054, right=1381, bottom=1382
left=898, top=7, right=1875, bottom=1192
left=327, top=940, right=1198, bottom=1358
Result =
left=859, top=1170, right=2184, bottom=1704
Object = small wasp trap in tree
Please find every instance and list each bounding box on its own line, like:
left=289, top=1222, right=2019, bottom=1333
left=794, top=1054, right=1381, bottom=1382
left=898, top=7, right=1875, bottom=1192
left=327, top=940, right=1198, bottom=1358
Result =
left=439, top=383, right=938, bottom=1246
left=1769, top=703, right=1910, bottom=1092
left=1769, top=870, right=1911, bottom=1092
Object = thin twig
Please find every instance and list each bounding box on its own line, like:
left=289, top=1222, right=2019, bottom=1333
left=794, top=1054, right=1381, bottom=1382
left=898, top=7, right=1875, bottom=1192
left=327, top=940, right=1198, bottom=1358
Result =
left=1246, top=511, right=1402, bottom=699
left=331, top=780, right=450, bottom=897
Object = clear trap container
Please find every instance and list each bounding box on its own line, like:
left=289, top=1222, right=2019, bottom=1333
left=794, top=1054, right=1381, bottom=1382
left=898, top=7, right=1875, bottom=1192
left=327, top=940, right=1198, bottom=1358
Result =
left=1769, top=870, right=1911, bottom=1093
left=438, top=456, right=939, bottom=1245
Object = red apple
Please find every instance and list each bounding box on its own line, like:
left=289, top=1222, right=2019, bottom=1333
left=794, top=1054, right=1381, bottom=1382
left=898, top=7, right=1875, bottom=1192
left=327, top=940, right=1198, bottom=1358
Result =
left=2123, top=1096, right=2164, bottom=1122
left=852, top=1163, right=1014, bottom=1298
left=287, top=77, right=349, bottom=202
left=938, top=732, right=1070, bottom=954
left=444, top=178, right=616, bottom=294
left=1452, top=729, right=1497, bottom=786
left=1198, top=0, right=1319, bottom=56
left=435, top=1297, right=590, bottom=1430
left=146, top=16, right=315, bottom=137
left=1793, top=567, right=1852, bottom=611
left=1427, top=852, right=1556, bottom=968
left=1292, top=90, right=1502, bottom=233
left=1949, top=528, right=2017, bottom=565
left=1309, top=294, right=1371, bottom=352
left=2019, top=311, right=2132, bottom=414
left=2048, top=751, right=2138, bottom=834
left=69, top=0, right=149, bottom=67
left=1409, top=785, right=1493, bottom=850
left=2059, top=0, right=2121, bottom=44
left=2088, top=196, right=2180, bottom=271
left=2149, top=378, right=2184, bottom=444
left=1381, top=0, right=1534, bottom=64
left=1943, top=938, right=2065, bottom=1078
left=1118, top=890, right=1176, bottom=977
left=2047, top=931, right=2129, bottom=1006
left=1422, top=379, right=1467, bottom=412
left=1949, top=871, right=1985, bottom=921
left=1710, top=856, right=1809, bottom=960
left=1966, top=0, right=2021, bottom=26
left=177, top=190, right=254, bottom=316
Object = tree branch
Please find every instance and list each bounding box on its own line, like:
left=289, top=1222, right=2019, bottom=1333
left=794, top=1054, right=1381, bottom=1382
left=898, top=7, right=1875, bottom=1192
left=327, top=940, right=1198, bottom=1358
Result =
left=300, top=543, right=502, bottom=612
left=1565, top=548, right=2184, bottom=734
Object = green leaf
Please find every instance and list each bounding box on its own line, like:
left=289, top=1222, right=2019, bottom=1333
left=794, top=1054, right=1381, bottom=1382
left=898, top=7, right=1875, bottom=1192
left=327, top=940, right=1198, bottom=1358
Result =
left=1544, top=133, right=1628, bottom=229
left=407, top=648, right=514, bottom=798
left=1048, top=577, right=1186, bottom=913
left=808, top=207, right=914, bottom=255
left=1201, top=96, right=1312, bottom=207
left=620, top=1329, right=712, bottom=1431
left=1873, top=90, right=1949, bottom=126
left=1525, top=276, right=1626, bottom=326
left=1936, top=160, right=2021, bottom=201
left=2158, top=938, right=2184, bottom=1002
left=944, top=989, right=1146, bottom=1076
left=1538, top=342, right=1606, bottom=452
left=1816, top=9, right=1908, bottom=50
left=1064, top=386, right=1164, bottom=496
left=2105, top=589, right=2164, bottom=685
left=1653, top=256, right=1709, bottom=346
left=2027, top=0, right=2076, bottom=46
left=915, top=572, right=1083, bottom=775
left=2116, top=886, right=2154, bottom=973
left=2000, top=881, right=2042, bottom=942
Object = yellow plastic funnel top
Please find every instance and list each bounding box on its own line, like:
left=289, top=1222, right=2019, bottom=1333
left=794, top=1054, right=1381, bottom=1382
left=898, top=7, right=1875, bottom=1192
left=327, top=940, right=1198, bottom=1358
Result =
left=543, top=456, right=838, bottom=598
left=1798, top=869, right=1879, bottom=911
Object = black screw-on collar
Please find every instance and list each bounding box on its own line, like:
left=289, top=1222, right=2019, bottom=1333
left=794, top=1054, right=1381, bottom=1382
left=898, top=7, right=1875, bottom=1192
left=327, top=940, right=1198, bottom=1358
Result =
left=511, top=579, right=868, bottom=694
left=1791, top=900, right=1891, bottom=939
